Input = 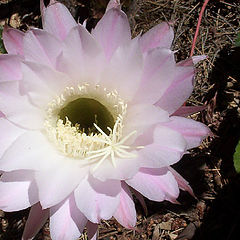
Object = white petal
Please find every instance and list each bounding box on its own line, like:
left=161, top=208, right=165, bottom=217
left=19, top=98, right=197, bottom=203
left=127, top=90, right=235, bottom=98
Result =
left=74, top=175, right=121, bottom=223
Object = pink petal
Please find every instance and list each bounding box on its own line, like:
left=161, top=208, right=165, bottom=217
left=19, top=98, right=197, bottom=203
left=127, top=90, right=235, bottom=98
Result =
left=126, top=167, right=179, bottom=203
left=22, top=61, right=72, bottom=108
left=162, top=116, right=210, bottom=149
left=50, top=194, right=87, bottom=240
left=113, top=182, right=136, bottom=229
left=106, top=0, right=121, bottom=12
left=133, top=48, right=176, bottom=105
left=91, top=153, right=140, bottom=182
left=172, top=105, right=206, bottom=117
left=22, top=203, right=49, bottom=240
left=0, top=81, right=44, bottom=129
left=140, top=22, right=174, bottom=53
left=0, top=118, right=25, bottom=159
left=168, top=167, right=195, bottom=197
left=23, top=29, right=62, bottom=68
left=92, top=8, right=131, bottom=60
left=131, top=188, right=148, bottom=215
left=2, top=26, right=24, bottom=55
left=74, top=175, right=121, bottom=223
left=86, top=221, right=98, bottom=240
left=43, top=2, right=77, bottom=40
left=177, top=55, right=206, bottom=67
left=0, top=131, right=60, bottom=172
left=0, top=54, right=22, bottom=81
left=36, top=162, right=87, bottom=209
left=139, top=125, right=187, bottom=168
left=56, top=25, right=102, bottom=84
left=0, top=170, right=38, bottom=211
left=100, top=37, right=143, bottom=101
left=123, top=104, right=169, bottom=142
left=155, top=65, right=195, bottom=115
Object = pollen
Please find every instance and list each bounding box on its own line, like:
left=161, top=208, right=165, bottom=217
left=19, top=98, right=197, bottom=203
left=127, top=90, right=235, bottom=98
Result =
left=44, top=84, right=137, bottom=169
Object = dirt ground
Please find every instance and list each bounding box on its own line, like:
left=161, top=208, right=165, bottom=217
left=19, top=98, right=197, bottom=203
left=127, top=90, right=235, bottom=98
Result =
left=0, top=0, right=240, bottom=239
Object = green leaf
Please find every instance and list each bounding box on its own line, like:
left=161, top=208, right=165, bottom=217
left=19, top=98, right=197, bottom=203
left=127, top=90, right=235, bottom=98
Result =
left=234, top=140, right=240, bottom=173
left=0, top=25, right=7, bottom=54
left=236, top=32, right=240, bottom=47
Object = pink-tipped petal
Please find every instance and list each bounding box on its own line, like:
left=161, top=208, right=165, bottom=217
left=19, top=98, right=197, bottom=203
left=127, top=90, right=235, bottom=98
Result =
left=0, top=55, right=22, bottom=82
left=74, top=175, right=121, bottom=223
left=155, top=65, right=195, bottom=115
left=0, top=81, right=44, bottom=129
left=162, top=116, right=210, bottom=149
left=56, top=25, right=102, bottom=84
left=50, top=195, right=87, bottom=240
left=86, top=222, right=98, bottom=240
left=23, top=29, right=62, bottom=68
left=113, top=182, right=136, bottom=229
left=92, top=8, right=131, bottom=60
left=3, top=26, right=24, bottom=55
left=0, top=118, right=25, bottom=159
left=177, top=55, right=206, bottom=67
left=140, top=22, right=174, bottom=53
left=36, top=162, right=87, bottom=209
left=172, top=105, right=206, bottom=117
left=43, top=2, right=77, bottom=40
left=139, top=126, right=187, bottom=168
left=106, top=0, right=121, bottom=12
left=22, top=203, right=49, bottom=240
left=133, top=48, right=176, bottom=105
left=0, top=170, right=38, bottom=212
left=168, top=167, right=195, bottom=197
left=126, top=168, right=179, bottom=203
left=100, top=37, right=143, bottom=101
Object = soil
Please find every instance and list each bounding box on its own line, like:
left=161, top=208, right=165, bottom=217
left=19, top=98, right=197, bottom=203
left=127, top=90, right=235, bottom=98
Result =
left=0, top=0, right=240, bottom=240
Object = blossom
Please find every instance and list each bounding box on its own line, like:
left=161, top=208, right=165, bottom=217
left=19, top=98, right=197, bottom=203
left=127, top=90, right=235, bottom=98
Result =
left=0, top=0, right=210, bottom=239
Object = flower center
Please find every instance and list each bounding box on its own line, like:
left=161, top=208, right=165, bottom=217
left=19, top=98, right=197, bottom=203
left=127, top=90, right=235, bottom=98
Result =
left=58, top=98, right=114, bottom=135
left=44, top=84, right=137, bottom=169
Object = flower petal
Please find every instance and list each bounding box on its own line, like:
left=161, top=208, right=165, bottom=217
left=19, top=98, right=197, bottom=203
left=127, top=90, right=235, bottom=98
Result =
left=0, top=118, right=25, bottom=159
left=172, top=105, right=206, bottom=117
left=23, top=29, right=62, bottom=68
left=0, top=55, right=22, bottom=82
left=113, top=182, right=136, bottom=229
left=36, top=161, right=87, bottom=209
left=91, top=153, right=140, bottom=182
left=140, top=22, right=174, bottom=53
left=126, top=168, right=179, bottom=203
left=42, top=2, right=77, bottom=40
left=74, top=175, right=121, bottom=223
left=168, top=167, right=194, bottom=197
left=0, top=170, right=38, bottom=211
left=56, top=25, right=102, bottom=85
left=86, top=222, right=98, bottom=240
left=0, top=81, right=44, bottom=129
left=133, top=48, right=176, bottom=104
left=106, top=0, right=121, bottom=11
left=123, top=104, right=169, bottom=141
left=139, top=125, right=187, bottom=168
left=162, top=116, right=210, bottom=149
left=92, top=8, right=131, bottom=60
left=100, top=37, right=143, bottom=101
left=2, top=26, right=24, bottom=55
left=22, top=203, right=49, bottom=240
left=155, top=65, right=195, bottom=114
left=0, top=131, right=59, bottom=172
left=22, top=61, right=72, bottom=108
left=50, top=194, right=87, bottom=240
